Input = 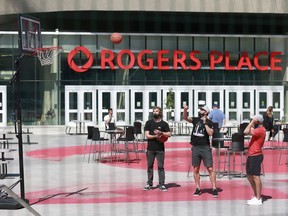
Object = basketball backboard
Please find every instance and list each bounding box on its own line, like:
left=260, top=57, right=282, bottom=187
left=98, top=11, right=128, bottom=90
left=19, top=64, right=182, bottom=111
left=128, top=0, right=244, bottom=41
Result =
left=18, top=14, right=42, bottom=54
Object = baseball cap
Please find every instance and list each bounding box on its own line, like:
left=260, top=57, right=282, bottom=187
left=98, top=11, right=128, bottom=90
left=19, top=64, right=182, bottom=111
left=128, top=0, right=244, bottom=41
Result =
left=254, top=114, right=264, bottom=123
left=200, top=105, right=210, bottom=113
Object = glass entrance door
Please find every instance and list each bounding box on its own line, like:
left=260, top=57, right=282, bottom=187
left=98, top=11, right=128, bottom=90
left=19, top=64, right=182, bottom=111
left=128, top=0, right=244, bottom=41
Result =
left=194, top=88, right=224, bottom=117
left=162, top=87, right=193, bottom=122
left=256, top=86, right=284, bottom=121
left=147, top=90, right=161, bottom=122
left=131, top=87, right=161, bottom=124
left=83, top=91, right=95, bottom=122
left=98, top=87, right=129, bottom=125
left=131, top=90, right=144, bottom=122
left=64, top=85, right=284, bottom=128
left=65, top=86, right=96, bottom=126
left=225, top=87, right=254, bottom=123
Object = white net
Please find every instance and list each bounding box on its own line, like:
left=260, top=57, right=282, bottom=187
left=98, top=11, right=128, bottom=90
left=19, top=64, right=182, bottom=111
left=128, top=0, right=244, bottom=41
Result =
left=34, top=47, right=62, bottom=66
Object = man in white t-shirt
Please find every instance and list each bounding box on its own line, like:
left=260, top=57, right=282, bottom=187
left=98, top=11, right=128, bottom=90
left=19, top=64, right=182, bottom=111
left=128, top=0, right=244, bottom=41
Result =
left=104, top=108, right=124, bottom=136
left=104, top=108, right=115, bottom=129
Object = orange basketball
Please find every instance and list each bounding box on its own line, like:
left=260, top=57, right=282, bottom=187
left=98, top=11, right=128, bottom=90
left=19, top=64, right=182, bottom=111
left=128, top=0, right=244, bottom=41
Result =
left=110, top=32, right=122, bottom=44
left=157, top=135, right=168, bottom=143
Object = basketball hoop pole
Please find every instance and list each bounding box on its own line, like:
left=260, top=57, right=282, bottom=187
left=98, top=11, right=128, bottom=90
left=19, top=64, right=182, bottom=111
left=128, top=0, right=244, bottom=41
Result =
left=13, top=55, right=26, bottom=201
left=0, top=13, right=44, bottom=211
left=0, top=54, right=28, bottom=210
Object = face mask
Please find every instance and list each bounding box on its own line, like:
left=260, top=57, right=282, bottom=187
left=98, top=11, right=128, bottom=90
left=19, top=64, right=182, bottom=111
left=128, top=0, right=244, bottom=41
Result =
left=153, top=113, right=160, bottom=119
left=254, top=124, right=259, bottom=128
left=198, top=112, right=205, bottom=118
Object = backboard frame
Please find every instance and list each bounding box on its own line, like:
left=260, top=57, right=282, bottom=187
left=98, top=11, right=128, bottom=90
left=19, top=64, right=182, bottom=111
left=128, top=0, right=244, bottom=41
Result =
left=18, top=14, right=42, bottom=55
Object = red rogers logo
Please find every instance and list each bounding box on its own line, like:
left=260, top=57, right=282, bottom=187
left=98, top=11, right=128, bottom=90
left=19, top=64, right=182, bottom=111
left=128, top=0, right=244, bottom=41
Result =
left=67, top=46, right=283, bottom=72
left=67, top=46, right=94, bottom=72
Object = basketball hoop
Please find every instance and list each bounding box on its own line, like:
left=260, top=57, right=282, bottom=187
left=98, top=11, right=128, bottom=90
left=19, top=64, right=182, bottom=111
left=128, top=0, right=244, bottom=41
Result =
left=33, top=46, right=62, bottom=66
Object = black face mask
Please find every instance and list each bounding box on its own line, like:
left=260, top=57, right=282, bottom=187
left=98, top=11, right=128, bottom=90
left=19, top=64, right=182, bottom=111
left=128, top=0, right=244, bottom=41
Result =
left=153, top=113, right=160, bottom=119
left=198, top=112, right=205, bottom=118
left=254, top=124, right=259, bottom=128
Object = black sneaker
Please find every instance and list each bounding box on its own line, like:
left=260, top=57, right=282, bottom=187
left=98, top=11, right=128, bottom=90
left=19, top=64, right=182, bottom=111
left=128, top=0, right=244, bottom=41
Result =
left=159, top=185, right=168, bottom=192
left=143, top=184, right=152, bottom=191
left=212, top=189, right=218, bottom=198
left=193, top=188, right=201, bottom=196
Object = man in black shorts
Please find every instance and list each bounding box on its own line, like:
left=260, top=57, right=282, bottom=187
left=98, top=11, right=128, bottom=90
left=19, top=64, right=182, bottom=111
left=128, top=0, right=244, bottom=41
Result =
left=183, top=105, right=218, bottom=198
left=244, top=114, right=266, bottom=205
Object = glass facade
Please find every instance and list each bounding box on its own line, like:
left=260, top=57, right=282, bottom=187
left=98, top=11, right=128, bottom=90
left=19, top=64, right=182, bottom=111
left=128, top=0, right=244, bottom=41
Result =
left=0, top=32, right=286, bottom=125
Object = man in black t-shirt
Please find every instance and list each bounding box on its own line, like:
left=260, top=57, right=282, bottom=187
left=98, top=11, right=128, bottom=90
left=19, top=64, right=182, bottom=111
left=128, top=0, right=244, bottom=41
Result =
left=143, top=106, right=171, bottom=192
left=183, top=105, right=218, bottom=198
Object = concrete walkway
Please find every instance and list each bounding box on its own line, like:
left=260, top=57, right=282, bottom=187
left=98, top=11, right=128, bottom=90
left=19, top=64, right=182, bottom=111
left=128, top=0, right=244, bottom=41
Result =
left=0, top=126, right=287, bottom=216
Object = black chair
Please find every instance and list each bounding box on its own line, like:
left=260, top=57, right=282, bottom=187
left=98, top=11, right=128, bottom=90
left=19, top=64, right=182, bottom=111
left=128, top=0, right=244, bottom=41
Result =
left=93, top=128, right=110, bottom=162
left=106, top=122, right=118, bottom=142
left=239, top=122, right=249, bottom=134
left=87, top=126, right=94, bottom=142
left=279, top=128, right=288, bottom=165
left=211, top=132, right=229, bottom=177
left=84, top=127, right=108, bottom=163
left=133, top=121, right=143, bottom=140
left=82, top=126, right=94, bottom=162
left=133, top=121, right=146, bottom=151
left=212, top=132, right=225, bottom=148
left=227, top=133, right=246, bottom=179
left=231, top=133, right=245, bottom=150
left=108, top=123, right=116, bottom=130
left=117, top=126, right=139, bottom=163
left=212, top=122, right=219, bottom=133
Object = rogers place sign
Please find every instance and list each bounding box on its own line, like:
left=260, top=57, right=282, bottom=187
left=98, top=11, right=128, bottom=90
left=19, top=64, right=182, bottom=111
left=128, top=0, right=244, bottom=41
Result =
left=67, top=46, right=283, bottom=72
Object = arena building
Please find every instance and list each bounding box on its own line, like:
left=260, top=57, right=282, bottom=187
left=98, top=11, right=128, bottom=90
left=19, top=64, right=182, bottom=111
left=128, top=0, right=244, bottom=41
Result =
left=0, top=0, right=287, bottom=128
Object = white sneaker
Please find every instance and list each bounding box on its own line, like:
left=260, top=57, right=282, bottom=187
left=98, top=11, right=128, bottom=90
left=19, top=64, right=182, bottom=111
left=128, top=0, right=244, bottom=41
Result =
left=246, top=196, right=256, bottom=204
left=247, top=197, right=262, bottom=205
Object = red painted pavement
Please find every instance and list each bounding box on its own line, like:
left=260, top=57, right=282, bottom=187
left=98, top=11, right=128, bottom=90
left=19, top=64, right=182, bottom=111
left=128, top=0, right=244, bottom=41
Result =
left=25, top=142, right=288, bottom=205
left=26, top=180, right=287, bottom=205
left=26, top=142, right=288, bottom=174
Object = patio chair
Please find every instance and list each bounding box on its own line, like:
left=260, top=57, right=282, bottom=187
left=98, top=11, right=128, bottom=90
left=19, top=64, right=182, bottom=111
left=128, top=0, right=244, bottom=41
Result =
left=84, top=127, right=108, bottom=163
left=117, top=126, right=139, bottom=163
left=227, top=133, right=246, bottom=179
